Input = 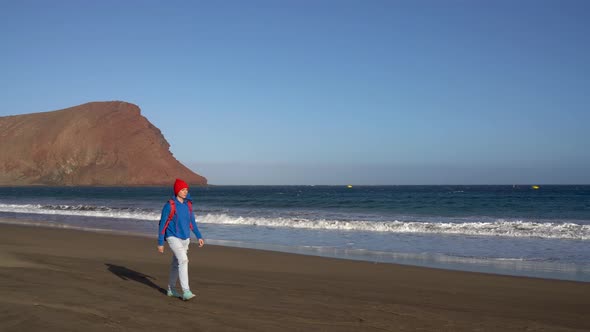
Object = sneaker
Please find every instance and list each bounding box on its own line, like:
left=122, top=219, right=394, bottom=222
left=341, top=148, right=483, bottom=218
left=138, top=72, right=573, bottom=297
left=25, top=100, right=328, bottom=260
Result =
left=182, top=290, right=196, bottom=301
left=167, top=288, right=181, bottom=298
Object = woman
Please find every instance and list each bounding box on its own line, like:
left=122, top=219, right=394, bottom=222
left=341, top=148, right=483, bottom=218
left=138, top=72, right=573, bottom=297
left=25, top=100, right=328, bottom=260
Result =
left=157, top=178, right=205, bottom=301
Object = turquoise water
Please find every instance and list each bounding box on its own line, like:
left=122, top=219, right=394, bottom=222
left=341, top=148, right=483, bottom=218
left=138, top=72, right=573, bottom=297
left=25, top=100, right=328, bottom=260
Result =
left=1, top=185, right=589, bottom=281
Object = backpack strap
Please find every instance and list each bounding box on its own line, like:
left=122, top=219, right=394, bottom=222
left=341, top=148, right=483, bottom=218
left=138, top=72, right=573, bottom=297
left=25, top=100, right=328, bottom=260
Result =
left=160, top=199, right=176, bottom=235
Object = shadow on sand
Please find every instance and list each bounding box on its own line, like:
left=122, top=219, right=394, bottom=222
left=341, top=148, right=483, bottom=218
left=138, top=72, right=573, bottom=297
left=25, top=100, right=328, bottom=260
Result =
left=105, top=263, right=166, bottom=295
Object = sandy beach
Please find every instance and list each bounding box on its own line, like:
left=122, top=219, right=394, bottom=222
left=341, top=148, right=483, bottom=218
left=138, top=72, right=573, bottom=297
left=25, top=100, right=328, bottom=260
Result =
left=0, top=222, right=589, bottom=332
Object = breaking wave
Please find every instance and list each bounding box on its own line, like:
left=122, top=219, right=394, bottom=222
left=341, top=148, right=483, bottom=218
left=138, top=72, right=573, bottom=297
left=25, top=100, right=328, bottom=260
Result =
left=0, top=203, right=158, bottom=221
left=0, top=203, right=588, bottom=240
left=198, top=214, right=590, bottom=240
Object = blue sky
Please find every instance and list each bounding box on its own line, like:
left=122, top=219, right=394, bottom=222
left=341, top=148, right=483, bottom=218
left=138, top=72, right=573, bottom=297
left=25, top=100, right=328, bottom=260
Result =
left=1, top=0, right=588, bottom=184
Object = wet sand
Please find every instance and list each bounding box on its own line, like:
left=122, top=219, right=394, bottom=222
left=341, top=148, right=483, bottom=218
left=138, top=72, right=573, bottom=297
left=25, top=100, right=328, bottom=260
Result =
left=0, top=223, right=589, bottom=331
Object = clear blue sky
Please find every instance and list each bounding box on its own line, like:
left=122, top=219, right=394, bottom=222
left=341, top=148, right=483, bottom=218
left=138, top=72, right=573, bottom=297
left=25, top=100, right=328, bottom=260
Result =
left=1, top=1, right=588, bottom=185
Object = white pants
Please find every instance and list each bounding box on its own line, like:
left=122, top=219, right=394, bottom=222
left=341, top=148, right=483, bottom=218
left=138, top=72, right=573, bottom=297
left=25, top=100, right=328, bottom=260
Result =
left=166, top=236, right=191, bottom=292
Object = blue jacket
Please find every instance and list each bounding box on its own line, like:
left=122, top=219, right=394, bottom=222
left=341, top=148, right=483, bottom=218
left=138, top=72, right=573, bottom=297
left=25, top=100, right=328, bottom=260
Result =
left=157, top=195, right=202, bottom=246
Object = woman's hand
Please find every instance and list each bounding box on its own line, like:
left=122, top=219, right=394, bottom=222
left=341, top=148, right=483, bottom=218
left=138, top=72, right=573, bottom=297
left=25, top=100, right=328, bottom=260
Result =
left=198, top=239, right=205, bottom=247
left=157, top=245, right=164, bottom=253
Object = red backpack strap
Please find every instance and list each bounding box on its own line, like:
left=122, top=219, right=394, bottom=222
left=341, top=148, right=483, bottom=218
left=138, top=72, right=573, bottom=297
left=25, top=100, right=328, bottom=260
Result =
left=187, top=200, right=194, bottom=230
left=161, top=199, right=176, bottom=235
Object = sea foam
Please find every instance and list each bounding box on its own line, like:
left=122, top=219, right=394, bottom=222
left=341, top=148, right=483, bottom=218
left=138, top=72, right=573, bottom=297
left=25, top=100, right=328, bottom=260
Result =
left=0, top=203, right=588, bottom=240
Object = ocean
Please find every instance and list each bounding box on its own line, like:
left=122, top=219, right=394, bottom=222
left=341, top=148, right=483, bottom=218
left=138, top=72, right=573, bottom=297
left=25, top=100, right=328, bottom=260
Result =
left=1, top=185, right=589, bottom=282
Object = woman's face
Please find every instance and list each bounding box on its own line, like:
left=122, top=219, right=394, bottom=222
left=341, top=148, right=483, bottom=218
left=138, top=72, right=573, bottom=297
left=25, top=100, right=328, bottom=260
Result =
left=177, top=188, right=188, bottom=199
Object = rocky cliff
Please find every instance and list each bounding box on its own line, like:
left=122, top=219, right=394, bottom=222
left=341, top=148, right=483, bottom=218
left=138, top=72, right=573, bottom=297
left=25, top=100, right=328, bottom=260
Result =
left=0, top=101, right=207, bottom=186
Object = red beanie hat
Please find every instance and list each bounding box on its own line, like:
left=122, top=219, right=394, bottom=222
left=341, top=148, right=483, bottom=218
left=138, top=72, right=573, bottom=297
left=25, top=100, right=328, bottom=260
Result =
left=173, top=178, right=189, bottom=196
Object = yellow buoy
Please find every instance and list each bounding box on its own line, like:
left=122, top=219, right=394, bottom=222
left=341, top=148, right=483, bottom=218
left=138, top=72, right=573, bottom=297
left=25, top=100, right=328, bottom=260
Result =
left=347, top=185, right=353, bottom=188
left=532, top=185, right=540, bottom=190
